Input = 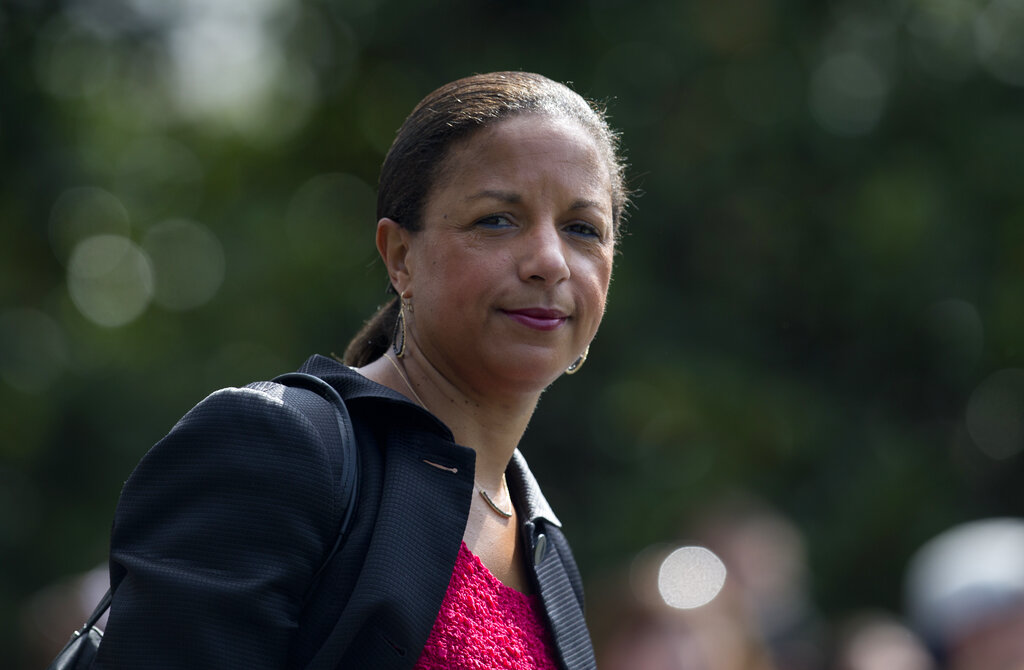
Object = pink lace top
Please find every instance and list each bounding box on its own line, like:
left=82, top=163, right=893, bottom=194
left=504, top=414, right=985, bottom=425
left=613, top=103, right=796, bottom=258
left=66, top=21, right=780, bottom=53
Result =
left=413, top=542, right=560, bottom=669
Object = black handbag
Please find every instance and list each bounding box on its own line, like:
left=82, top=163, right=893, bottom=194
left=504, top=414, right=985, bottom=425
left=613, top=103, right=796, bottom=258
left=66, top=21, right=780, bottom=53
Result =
left=44, top=372, right=359, bottom=669
left=45, top=589, right=110, bottom=670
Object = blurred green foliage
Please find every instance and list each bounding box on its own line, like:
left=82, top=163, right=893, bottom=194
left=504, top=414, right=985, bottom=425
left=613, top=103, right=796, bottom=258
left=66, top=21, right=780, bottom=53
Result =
left=3, top=0, right=1024, bottom=665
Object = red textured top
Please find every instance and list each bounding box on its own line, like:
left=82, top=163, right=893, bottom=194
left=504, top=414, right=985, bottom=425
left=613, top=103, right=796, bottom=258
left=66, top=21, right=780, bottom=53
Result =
left=413, top=542, right=560, bottom=669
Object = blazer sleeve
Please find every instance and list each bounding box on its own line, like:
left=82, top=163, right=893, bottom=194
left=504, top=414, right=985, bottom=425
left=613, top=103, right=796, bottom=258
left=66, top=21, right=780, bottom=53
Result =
left=94, top=384, right=341, bottom=670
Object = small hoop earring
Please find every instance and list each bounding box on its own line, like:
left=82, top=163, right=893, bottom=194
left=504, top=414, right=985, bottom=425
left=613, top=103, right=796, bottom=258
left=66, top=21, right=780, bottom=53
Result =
left=565, top=345, right=589, bottom=375
left=392, top=302, right=408, bottom=358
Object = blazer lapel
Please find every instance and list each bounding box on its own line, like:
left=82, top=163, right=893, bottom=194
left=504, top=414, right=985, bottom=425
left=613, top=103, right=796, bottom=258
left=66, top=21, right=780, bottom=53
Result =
left=509, top=452, right=597, bottom=670
left=531, top=533, right=598, bottom=670
left=308, top=422, right=475, bottom=670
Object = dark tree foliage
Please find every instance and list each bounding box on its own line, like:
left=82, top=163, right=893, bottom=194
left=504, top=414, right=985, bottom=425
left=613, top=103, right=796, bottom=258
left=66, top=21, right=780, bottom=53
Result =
left=3, top=0, right=1023, bottom=667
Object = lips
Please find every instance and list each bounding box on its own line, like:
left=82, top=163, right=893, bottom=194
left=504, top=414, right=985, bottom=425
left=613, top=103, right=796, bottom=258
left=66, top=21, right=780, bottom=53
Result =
left=502, top=307, right=569, bottom=331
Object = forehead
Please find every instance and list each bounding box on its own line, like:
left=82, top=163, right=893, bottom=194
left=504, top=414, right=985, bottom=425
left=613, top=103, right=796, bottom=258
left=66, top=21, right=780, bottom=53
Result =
left=433, top=114, right=613, bottom=200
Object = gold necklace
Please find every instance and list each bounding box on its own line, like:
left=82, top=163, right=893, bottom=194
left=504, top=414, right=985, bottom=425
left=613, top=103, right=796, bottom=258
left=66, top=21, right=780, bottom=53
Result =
left=476, top=480, right=513, bottom=519
left=382, top=352, right=513, bottom=519
left=382, top=351, right=426, bottom=407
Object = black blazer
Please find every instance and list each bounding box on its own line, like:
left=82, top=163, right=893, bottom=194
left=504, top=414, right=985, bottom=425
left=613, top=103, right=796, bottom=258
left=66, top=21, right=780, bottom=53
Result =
left=94, top=355, right=596, bottom=669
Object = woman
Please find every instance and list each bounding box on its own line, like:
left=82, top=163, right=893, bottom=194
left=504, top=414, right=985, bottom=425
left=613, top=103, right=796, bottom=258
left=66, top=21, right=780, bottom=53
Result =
left=94, top=71, right=629, bottom=670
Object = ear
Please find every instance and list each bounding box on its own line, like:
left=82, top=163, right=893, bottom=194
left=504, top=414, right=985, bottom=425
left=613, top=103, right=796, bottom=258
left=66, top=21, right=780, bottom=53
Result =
left=376, top=218, right=415, bottom=296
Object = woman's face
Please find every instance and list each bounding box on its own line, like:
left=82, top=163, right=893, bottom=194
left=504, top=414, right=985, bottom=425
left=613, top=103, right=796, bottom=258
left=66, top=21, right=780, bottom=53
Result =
left=400, top=114, right=615, bottom=396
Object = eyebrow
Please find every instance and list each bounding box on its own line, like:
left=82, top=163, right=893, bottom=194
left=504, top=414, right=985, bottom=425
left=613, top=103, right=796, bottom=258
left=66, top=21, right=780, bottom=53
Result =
left=465, top=190, right=521, bottom=204
left=569, top=199, right=607, bottom=213
left=465, top=190, right=609, bottom=213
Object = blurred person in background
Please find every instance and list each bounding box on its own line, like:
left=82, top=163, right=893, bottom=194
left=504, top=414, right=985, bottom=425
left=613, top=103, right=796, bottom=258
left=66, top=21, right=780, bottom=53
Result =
left=594, top=496, right=821, bottom=670
left=828, top=612, right=935, bottom=670
left=594, top=545, right=780, bottom=670
left=692, top=496, right=823, bottom=670
left=87, top=71, right=631, bottom=669
left=904, top=517, right=1024, bottom=670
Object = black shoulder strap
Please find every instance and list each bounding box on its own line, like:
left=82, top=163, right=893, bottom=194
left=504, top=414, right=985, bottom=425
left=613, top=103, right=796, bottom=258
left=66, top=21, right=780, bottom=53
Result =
left=271, top=371, right=360, bottom=595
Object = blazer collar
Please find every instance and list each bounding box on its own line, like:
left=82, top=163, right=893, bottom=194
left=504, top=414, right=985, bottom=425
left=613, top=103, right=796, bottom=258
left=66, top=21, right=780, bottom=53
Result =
left=508, top=450, right=562, bottom=528
left=299, top=354, right=426, bottom=404
left=298, top=354, right=452, bottom=435
left=298, top=354, right=562, bottom=529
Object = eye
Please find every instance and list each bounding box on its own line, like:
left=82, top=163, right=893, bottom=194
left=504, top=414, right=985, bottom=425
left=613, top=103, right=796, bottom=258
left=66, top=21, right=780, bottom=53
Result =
left=565, top=221, right=603, bottom=239
left=475, top=214, right=515, bottom=229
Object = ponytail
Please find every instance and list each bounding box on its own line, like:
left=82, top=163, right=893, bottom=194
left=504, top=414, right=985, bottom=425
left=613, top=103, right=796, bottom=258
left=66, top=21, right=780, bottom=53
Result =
left=341, top=297, right=400, bottom=367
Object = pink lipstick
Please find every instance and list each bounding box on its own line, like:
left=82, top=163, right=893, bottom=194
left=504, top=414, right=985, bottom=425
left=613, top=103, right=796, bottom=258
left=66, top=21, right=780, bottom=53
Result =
left=503, top=308, right=568, bottom=331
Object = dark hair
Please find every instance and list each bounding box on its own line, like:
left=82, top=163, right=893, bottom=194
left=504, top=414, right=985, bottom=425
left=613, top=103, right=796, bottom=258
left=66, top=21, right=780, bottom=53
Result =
left=343, top=71, right=630, bottom=366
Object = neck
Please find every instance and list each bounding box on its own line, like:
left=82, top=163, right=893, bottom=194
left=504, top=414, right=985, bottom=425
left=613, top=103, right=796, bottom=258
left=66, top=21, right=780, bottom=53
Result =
left=360, top=350, right=539, bottom=485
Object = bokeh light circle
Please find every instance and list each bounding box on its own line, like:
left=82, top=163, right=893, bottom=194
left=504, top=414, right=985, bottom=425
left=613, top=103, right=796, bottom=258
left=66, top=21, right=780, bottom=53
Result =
left=67, top=234, right=154, bottom=327
left=965, top=368, right=1024, bottom=460
left=657, top=546, right=727, bottom=609
left=975, top=0, right=1024, bottom=87
left=33, top=16, right=115, bottom=101
left=809, top=51, right=888, bottom=136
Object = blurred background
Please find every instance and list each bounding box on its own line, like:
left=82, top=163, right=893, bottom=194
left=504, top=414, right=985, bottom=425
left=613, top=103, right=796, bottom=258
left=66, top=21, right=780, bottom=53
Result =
left=3, top=0, right=1024, bottom=668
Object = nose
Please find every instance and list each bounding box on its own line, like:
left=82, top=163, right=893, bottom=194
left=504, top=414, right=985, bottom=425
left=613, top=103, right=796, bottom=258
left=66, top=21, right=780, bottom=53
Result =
left=517, top=223, right=570, bottom=285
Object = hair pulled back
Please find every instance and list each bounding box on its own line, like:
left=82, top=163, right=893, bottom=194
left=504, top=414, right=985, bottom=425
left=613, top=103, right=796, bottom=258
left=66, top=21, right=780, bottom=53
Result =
left=343, top=71, right=629, bottom=366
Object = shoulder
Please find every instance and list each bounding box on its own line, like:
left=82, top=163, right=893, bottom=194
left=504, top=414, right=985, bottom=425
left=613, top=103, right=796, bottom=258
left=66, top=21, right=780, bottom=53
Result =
left=117, top=379, right=343, bottom=531
left=100, top=379, right=350, bottom=669
left=176, top=382, right=315, bottom=436
left=153, top=382, right=333, bottom=467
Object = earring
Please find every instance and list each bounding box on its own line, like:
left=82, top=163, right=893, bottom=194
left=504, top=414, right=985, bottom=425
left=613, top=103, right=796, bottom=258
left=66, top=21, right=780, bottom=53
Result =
left=392, top=302, right=408, bottom=358
left=565, top=345, right=589, bottom=375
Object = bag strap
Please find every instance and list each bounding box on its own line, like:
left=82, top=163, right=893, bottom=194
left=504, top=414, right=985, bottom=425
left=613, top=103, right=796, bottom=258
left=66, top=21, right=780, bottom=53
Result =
left=67, top=587, right=113, bottom=640
left=82, top=372, right=360, bottom=633
left=271, top=372, right=360, bottom=594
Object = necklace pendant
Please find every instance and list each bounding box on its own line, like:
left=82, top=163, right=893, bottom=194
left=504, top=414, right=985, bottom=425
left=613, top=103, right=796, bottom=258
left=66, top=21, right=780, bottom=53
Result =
left=479, top=488, right=513, bottom=518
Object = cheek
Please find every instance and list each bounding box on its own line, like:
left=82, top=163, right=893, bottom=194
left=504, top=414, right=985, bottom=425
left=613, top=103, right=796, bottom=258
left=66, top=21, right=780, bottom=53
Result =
left=423, top=250, right=499, bottom=306
left=579, top=259, right=613, bottom=322
left=589, top=254, right=614, bottom=301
